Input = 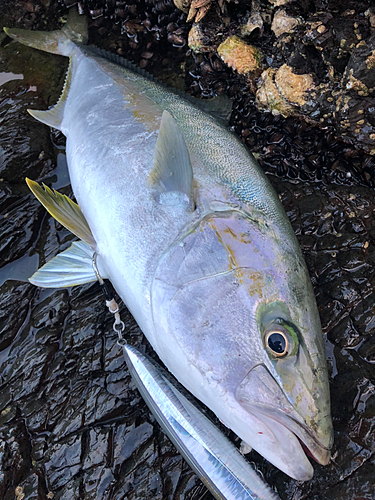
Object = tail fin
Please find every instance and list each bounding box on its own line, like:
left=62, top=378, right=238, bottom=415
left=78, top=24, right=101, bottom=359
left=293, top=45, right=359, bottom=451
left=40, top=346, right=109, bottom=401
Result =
left=3, top=8, right=87, bottom=57
left=4, top=8, right=87, bottom=129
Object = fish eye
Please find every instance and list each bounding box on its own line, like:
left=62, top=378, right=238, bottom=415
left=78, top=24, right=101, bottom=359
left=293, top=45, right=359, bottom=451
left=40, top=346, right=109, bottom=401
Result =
left=265, top=330, right=288, bottom=357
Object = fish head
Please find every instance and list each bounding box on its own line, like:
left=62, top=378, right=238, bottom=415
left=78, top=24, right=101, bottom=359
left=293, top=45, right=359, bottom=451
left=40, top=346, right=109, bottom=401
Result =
left=151, top=209, right=333, bottom=480
left=235, top=297, right=333, bottom=477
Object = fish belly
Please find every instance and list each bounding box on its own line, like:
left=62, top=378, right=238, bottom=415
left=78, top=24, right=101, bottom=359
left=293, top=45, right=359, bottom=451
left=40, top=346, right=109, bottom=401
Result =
left=61, top=49, right=195, bottom=344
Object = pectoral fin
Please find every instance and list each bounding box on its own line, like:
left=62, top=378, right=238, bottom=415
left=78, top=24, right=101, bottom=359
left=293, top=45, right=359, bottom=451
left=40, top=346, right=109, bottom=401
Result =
left=149, top=110, right=194, bottom=210
left=29, top=240, right=97, bottom=288
left=26, top=178, right=96, bottom=247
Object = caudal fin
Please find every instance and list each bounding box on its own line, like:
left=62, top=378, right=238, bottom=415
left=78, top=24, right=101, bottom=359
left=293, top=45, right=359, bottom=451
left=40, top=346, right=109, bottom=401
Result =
left=3, top=7, right=87, bottom=57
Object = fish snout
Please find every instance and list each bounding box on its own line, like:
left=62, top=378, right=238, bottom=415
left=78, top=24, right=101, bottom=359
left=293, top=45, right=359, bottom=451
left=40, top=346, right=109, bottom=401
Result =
left=235, top=364, right=333, bottom=467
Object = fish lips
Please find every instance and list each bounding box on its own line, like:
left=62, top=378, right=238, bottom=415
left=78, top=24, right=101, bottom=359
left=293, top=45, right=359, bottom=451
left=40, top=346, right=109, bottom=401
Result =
left=235, top=364, right=332, bottom=468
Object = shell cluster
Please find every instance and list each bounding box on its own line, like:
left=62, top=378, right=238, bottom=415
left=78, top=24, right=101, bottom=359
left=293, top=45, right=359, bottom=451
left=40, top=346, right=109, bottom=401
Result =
left=183, top=3, right=375, bottom=155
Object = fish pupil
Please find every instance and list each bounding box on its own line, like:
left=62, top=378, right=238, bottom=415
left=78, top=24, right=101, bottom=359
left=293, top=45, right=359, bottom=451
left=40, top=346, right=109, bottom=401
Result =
left=268, top=333, right=286, bottom=354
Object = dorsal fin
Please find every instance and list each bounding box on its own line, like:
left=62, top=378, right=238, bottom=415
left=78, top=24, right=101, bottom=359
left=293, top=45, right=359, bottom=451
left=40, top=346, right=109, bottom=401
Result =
left=26, top=178, right=96, bottom=247
left=86, top=46, right=232, bottom=124
left=27, top=56, right=72, bottom=130
left=87, top=46, right=159, bottom=83
left=149, top=111, right=194, bottom=210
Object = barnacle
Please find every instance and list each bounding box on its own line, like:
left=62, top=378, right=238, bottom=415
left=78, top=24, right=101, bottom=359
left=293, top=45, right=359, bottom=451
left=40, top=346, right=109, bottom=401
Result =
left=271, top=9, right=301, bottom=38
left=217, top=35, right=263, bottom=75
left=275, top=65, right=315, bottom=106
left=187, top=0, right=212, bottom=23
left=174, top=0, right=228, bottom=23
left=188, top=23, right=213, bottom=52
left=366, top=50, right=375, bottom=69
left=256, top=65, right=315, bottom=116
left=241, top=12, right=264, bottom=38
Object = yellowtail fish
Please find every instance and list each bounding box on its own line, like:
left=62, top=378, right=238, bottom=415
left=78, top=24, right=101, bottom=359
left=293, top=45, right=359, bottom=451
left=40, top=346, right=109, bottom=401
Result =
left=4, top=7, right=333, bottom=483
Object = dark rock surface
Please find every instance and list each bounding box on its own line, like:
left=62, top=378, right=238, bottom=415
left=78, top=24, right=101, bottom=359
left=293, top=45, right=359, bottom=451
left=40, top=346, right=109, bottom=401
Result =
left=0, top=1, right=374, bottom=499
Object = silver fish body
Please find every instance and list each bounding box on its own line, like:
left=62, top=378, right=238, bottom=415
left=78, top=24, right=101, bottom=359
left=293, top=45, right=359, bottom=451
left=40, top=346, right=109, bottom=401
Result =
left=122, top=342, right=280, bottom=500
left=4, top=10, right=333, bottom=482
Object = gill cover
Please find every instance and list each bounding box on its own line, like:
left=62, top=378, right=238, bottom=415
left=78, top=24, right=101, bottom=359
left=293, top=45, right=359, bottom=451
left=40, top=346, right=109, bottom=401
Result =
left=151, top=210, right=278, bottom=377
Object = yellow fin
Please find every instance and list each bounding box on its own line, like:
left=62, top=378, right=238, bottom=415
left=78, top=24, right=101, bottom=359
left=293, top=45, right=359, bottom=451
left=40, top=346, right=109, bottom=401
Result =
left=26, top=178, right=95, bottom=248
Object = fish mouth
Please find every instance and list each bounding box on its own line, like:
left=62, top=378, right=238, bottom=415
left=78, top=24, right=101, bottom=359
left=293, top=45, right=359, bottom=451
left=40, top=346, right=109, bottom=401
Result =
left=251, top=405, right=332, bottom=466
left=235, top=363, right=333, bottom=475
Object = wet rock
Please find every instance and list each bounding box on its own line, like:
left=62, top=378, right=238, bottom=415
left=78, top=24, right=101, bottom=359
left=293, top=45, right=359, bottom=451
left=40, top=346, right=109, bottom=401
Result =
left=0, top=424, right=32, bottom=499
left=16, top=475, right=39, bottom=500
left=0, top=281, right=35, bottom=352
left=113, top=422, right=154, bottom=467
left=44, top=435, right=82, bottom=489
left=336, top=34, right=375, bottom=154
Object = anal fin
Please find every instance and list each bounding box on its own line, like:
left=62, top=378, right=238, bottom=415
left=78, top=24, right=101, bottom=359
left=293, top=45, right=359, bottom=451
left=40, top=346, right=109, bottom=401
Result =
left=29, top=240, right=97, bottom=288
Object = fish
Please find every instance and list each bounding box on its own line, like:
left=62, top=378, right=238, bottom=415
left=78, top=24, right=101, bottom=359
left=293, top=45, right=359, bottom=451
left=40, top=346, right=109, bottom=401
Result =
left=4, top=7, right=333, bottom=483
left=122, top=342, right=280, bottom=500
